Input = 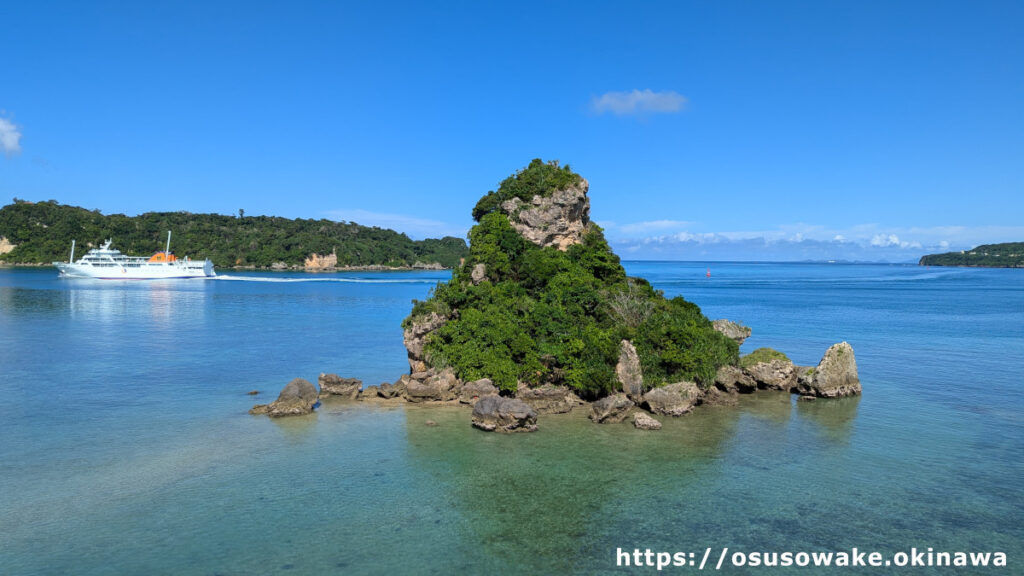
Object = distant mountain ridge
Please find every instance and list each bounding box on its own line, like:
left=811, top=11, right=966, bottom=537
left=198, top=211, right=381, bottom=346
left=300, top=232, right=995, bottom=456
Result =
left=0, top=200, right=468, bottom=269
left=919, top=242, right=1024, bottom=268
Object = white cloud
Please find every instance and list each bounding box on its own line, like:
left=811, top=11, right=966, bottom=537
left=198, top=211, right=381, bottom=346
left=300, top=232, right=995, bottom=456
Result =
left=617, top=219, right=694, bottom=235
left=0, top=117, right=22, bottom=155
left=324, top=208, right=467, bottom=240
left=591, top=89, right=687, bottom=116
left=870, top=234, right=921, bottom=249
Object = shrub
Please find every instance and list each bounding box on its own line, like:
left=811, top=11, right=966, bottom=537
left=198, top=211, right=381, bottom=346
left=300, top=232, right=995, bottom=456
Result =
left=739, top=347, right=791, bottom=369
left=405, top=159, right=736, bottom=398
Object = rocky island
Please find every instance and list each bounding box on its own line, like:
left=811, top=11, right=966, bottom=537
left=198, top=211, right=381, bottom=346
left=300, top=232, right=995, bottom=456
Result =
left=254, top=159, right=861, bottom=429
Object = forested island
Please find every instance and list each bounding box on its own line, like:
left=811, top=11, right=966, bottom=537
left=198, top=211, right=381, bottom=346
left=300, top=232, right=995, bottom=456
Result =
left=253, top=159, right=861, bottom=432
left=0, top=200, right=467, bottom=269
left=919, top=243, right=1024, bottom=268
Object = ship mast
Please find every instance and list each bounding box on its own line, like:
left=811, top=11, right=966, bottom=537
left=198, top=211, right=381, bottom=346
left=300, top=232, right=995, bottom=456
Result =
left=165, top=231, right=171, bottom=255
left=70, top=239, right=75, bottom=262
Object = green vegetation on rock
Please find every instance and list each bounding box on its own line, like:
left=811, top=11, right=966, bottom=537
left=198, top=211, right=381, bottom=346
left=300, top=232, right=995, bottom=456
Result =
left=405, top=160, right=738, bottom=398
left=0, top=200, right=467, bottom=268
left=919, top=242, right=1024, bottom=268
left=471, top=159, right=583, bottom=222
left=739, top=348, right=791, bottom=370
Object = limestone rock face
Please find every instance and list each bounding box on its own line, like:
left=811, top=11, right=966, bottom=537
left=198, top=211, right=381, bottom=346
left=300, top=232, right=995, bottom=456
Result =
left=715, top=365, right=758, bottom=394
left=641, top=382, right=702, bottom=416
left=798, top=342, right=861, bottom=398
left=471, top=263, right=487, bottom=284
left=744, top=360, right=797, bottom=392
left=500, top=179, right=590, bottom=251
left=712, top=319, right=752, bottom=345
left=633, top=412, right=662, bottom=430
left=471, top=396, right=538, bottom=432
left=304, top=250, right=337, bottom=271
left=405, top=368, right=459, bottom=402
left=590, top=393, right=634, bottom=424
left=0, top=236, right=15, bottom=255
left=379, top=376, right=408, bottom=399
left=403, top=312, right=448, bottom=373
left=459, top=378, right=499, bottom=405
left=358, top=385, right=380, bottom=400
left=318, top=374, right=362, bottom=398
left=250, top=378, right=319, bottom=417
left=701, top=386, right=739, bottom=407
left=796, top=366, right=815, bottom=389
left=615, top=340, right=644, bottom=397
left=517, top=385, right=579, bottom=414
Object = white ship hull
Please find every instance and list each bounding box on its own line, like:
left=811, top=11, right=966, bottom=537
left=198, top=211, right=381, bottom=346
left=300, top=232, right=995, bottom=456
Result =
left=56, top=260, right=215, bottom=279
left=53, top=234, right=216, bottom=280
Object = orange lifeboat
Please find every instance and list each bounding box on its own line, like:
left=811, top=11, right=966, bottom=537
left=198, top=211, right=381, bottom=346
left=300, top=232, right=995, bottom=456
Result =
left=148, top=252, right=177, bottom=263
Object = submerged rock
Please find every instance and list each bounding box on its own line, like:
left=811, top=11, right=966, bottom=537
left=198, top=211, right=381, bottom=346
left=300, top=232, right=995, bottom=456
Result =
left=712, top=319, right=752, bottom=345
left=633, top=412, right=662, bottom=430
left=517, top=384, right=579, bottom=414
left=797, top=342, right=861, bottom=398
left=590, top=394, right=634, bottom=424
left=318, top=373, right=362, bottom=398
left=459, top=378, right=499, bottom=405
left=471, top=396, right=538, bottom=433
left=249, top=378, right=319, bottom=417
left=615, top=340, right=644, bottom=398
left=641, top=382, right=703, bottom=416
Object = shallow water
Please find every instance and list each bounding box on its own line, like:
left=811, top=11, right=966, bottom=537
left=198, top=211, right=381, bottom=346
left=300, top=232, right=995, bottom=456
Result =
left=1, top=263, right=1022, bottom=574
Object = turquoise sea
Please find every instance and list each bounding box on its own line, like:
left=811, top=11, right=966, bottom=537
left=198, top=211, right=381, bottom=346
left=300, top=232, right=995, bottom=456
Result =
left=1, top=262, right=1022, bottom=575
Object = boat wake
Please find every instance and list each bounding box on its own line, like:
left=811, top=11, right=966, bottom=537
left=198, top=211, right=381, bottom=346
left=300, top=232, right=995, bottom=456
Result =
left=213, top=275, right=439, bottom=284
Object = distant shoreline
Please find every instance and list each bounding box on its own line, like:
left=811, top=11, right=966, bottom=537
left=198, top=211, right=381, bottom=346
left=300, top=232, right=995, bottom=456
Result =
left=0, top=262, right=453, bottom=272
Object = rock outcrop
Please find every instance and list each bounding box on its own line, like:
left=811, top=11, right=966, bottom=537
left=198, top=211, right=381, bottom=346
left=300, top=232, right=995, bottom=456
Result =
left=590, top=393, right=634, bottom=424
left=640, top=382, right=703, bottom=416
left=405, top=368, right=459, bottom=402
left=470, top=263, right=487, bottom=284
left=403, top=312, right=448, bottom=373
left=471, top=396, right=538, bottom=432
left=615, top=340, right=644, bottom=397
left=358, top=385, right=380, bottom=400
left=517, top=384, right=579, bottom=414
left=744, top=360, right=797, bottom=392
left=712, top=319, right=752, bottom=345
left=500, top=178, right=590, bottom=251
left=304, top=250, right=337, bottom=271
left=715, top=365, right=757, bottom=394
left=379, top=377, right=408, bottom=399
left=797, top=342, right=861, bottom=398
left=318, top=374, right=362, bottom=398
left=249, top=378, right=319, bottom=417
left=633, top=412, right=662, bottom=430
left=701, top=386, right=739, bottom=407
left=459, top=378, right=499, bottom=405
left=0, top=236, right=15, bottom=255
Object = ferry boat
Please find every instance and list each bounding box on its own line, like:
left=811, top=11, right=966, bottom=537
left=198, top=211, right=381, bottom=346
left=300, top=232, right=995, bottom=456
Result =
left=54, top=232, right=215, bottom=279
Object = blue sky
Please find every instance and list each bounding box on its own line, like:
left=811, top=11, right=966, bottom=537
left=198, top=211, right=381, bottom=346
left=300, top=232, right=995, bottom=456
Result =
left=2, top=1, right=1022, bottom=261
